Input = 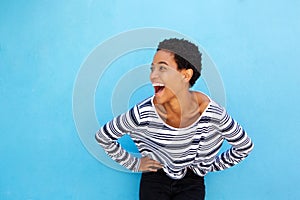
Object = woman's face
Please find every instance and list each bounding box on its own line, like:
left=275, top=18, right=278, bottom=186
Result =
left=150, top=50, right=187, bottom=104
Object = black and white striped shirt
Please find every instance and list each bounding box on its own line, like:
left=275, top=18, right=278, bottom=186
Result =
left=95, top=96, right=253, bottom=179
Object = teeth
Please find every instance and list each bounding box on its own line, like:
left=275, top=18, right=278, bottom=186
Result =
left=152, top=83, right=164, bottom=87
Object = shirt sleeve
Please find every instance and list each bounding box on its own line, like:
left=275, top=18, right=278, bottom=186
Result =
left=210, top=109, right=254, bottom=172
left=95, top=106, right=141, bottom=172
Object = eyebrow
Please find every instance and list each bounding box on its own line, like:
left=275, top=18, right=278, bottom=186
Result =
left=151, top=61, right=169, bottom=66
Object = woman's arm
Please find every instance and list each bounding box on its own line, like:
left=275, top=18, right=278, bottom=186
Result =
left=210, top=110, right=254, bottom=172
left=95, top=107, right=141, bottom=172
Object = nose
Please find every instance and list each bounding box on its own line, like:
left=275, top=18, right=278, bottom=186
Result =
left=150, top=67, right=159, bottom=81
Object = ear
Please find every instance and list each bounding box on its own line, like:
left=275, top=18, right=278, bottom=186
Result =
left=182, top=69, right=193, bottom=82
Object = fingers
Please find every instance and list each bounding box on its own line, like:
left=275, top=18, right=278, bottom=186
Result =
left=139, top=157, right=164, bottom=172
left=148, top=160, right=163, bottom=171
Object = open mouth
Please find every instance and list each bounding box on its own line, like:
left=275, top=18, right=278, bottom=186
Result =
left=153, top=83, right=165, bottom=94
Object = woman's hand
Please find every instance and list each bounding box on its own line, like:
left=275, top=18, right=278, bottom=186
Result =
left=139, top=157, right=163, bottom=172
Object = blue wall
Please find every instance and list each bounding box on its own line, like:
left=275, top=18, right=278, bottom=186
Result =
left=1, top=1, right=299, bottom=199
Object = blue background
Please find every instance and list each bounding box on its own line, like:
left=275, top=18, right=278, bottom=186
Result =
left=1, top=1, right=299, bottom=199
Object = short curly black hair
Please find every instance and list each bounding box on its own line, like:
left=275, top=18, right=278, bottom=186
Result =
left=157, top=38, right=202, bottom=87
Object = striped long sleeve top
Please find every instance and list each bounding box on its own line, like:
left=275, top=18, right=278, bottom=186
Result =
left=95, top=96, right=254, bottom=179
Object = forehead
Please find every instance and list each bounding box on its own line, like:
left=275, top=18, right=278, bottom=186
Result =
left=152, top=50, right=176, bottom=65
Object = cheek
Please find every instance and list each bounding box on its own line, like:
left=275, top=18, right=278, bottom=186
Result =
left=164, top=74, right=184, bottom=91
left=162, top=70, right=182, bottom=82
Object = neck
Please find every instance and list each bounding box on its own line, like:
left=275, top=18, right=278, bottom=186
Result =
left=154, top=91, right=201, bottom=128
left=162, top=90, right=199, bottom=117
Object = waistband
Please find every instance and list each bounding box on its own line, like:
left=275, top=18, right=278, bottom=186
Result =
left=143, top=168, right=203, bottom=180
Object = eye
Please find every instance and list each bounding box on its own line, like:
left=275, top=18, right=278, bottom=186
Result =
left=159, top=65, right=167, bottom=71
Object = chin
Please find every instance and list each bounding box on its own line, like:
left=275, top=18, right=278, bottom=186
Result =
left=154, top=93, right=175, bottom=105
left=153, top=95, right=166, bottom=104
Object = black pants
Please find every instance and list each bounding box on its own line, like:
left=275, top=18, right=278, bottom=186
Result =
left=139, top=169, right=205, bottom=200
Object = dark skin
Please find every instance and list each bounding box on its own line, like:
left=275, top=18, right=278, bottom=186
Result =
left=138, top=50, right=210, bottom=172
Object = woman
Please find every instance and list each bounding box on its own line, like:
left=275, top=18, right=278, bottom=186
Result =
left=95, top=38, right=254, bottom=200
